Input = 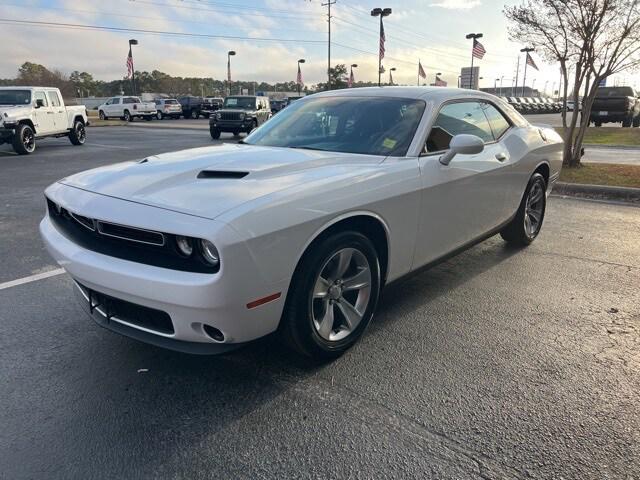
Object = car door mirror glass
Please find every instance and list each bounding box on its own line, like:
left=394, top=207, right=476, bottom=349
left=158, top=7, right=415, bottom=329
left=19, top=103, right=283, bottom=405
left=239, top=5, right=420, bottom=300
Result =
left=439, top=134, right=484, bottom=165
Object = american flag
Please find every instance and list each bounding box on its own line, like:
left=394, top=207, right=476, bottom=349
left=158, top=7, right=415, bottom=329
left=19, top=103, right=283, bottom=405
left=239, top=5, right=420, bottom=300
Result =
left=379, top=21, right=386, bottom=61
left=526, top=52, right=539, bottom=71
left=126, top=48, right=134, bottom=79
left=435, top=75, right=447, bottom=87
left=472, top=39, right=486, bottom=59
left=348, top=69, right=354, bottom=88
left=297, top=63, right=303, bottom=86
left=418, top=60, right=426, bottom=79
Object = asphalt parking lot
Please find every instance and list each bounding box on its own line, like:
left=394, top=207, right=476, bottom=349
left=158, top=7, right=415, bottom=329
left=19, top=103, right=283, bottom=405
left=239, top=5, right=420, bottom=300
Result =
left=1, top=126, right=639, bottom=479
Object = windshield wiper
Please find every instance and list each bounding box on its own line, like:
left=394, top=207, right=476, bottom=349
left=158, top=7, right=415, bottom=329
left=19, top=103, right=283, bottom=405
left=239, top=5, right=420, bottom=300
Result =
left=290, top=146, right=325, bottom=151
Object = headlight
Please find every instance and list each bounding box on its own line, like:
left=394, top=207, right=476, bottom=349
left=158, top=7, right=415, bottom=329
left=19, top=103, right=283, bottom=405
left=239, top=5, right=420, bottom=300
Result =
left=239, top=113, right=245, bottom=120
left=200, top=240, right=220, bottom=267
left=215, top=112, right=221, bottom=119
left=175, top=236, right=193, bottom=256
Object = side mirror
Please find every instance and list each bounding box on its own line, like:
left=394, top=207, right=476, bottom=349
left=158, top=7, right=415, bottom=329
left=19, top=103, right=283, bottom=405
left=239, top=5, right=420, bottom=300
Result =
left=439, top=134, right=485, bottom=165
left=35, top=99, right=45, bottom=108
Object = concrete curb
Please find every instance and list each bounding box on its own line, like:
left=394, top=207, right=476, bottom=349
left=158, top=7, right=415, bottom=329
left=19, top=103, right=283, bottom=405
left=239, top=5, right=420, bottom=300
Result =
left=583, top=144, right=640, bottom=151
left=553, top=182, right=640, bottom=203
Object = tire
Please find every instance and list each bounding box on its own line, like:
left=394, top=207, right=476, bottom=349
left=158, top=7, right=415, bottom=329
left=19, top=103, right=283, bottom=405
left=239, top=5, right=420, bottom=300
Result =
left=280, top=230, right=381, bottom=359
left=69, top=120, right=86, bottom=146
left=209, top=127, right=221, bottom=140
left=156, top=111, right=163, bottom=120
left=633, top=116, right=640, bottom=127
left=123, top=110, right=132, bottom=122
left=622, top=116, right=632, bottom=127
left=191, top=110, right=199, bottom=119
left=99, top=110, right=107, bottom=121
left=500, top=173, right=547, bottom=246
left=12, top=124, right=36, bottom=155
left=232, top=130, right=241, bottom=137
left=594, top=121, right=602, bottom=127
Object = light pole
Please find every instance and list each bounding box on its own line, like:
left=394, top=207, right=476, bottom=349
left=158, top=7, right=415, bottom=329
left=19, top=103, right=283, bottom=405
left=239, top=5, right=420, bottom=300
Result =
left=227, top=50, right=236, bottom=96
left=500, top=75, right=504, bottom=96
left=128, top=39, right=138, bottom=95
left=520, top=47, right=534, bottom=96
left=532, top=78, right=537, bottom=95
left=465, top=33, right=483, bottom=89
left=371, top=7, right=392, bottom=87
left=494, top=77, right=500, bottom=92
left=544, top=80, right=549, bottom=96
left=349, top=63, right=358, bottom=87
left=389, top=67, right=396, bottom=86
left=297, top=58, right=305, bottom=96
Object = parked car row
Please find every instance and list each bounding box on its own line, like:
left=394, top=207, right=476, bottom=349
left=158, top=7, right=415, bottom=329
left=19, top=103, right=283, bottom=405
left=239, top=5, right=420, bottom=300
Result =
left=98, top=95, right=226, bottom=122
left=506, top=97, right=563, bottom=114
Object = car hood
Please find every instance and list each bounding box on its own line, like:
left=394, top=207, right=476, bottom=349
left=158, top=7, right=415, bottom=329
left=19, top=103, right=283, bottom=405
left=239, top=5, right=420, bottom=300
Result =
left=59, top=143, right=383, bottom=220
left=0, top=105, right=31, bottom=120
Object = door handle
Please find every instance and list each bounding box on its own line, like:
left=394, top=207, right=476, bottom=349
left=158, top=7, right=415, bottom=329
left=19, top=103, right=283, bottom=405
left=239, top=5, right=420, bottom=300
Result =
left=495, top=152, right=507, bottom=162
left=47, top=111, right=54, bottom=114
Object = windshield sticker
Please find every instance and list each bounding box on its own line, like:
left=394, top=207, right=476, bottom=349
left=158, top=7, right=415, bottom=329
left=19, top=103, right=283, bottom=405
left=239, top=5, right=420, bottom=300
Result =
left=227, top=98, right=238, bottom=105
left=382, top=138, right=397, bottom=149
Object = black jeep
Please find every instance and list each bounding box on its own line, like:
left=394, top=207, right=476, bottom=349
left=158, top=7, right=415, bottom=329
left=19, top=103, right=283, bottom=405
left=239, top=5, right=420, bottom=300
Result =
left=209, top=96, right=271, bottom=139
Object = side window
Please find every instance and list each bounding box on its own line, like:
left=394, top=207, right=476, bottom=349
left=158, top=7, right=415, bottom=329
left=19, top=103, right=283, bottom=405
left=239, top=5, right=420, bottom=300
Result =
left=481, top=103, right=511, bottom=139
left=34, top=91, right=48, bottom=107
left=48, top=91, right=61, bottom=107
left=426, top=101, right=494, bottom=153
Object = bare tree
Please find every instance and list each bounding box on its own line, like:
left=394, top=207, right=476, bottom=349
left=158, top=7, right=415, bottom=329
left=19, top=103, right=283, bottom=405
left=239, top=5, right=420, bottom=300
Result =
left=505, top=0, right=640, bottom=167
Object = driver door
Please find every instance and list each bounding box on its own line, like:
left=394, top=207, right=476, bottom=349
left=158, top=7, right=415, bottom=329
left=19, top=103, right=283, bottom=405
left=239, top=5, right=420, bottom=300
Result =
left=413, top=100, right=513, bottom=268
left=32, top=90, right=56, bottom=135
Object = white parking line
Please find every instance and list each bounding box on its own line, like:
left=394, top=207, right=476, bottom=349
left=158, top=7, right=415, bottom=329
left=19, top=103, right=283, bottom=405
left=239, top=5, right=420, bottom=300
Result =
left=0, top=268, right=65, bottom=291
left=87, top=143, right=132, bottom=150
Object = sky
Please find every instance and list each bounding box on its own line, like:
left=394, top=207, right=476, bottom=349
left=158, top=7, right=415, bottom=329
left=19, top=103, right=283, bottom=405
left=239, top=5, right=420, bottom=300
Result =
left=0, top=0, right=636, bottom=94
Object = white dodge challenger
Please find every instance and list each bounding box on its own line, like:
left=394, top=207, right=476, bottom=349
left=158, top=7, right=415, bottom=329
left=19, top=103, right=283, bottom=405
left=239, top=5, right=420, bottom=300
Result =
left=40, top=87, right=562, bottom=358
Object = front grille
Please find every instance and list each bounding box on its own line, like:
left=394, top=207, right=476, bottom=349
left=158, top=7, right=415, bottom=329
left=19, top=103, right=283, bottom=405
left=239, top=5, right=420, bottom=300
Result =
left=78, top=282, right=174, bottom=334
left=46, top=198, right=218, bottom=274
left=220, top=111, right=242, bottom=121
left=97, top=221, right=165, bottom=246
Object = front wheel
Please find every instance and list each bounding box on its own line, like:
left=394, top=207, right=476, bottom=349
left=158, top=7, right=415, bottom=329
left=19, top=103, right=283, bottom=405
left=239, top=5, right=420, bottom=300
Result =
left=12, top=124, right=36, bottom=155
left=191, top=110, right=199, bottom=119
left=500, top=173, right=547, bottom=246
left=280, top=231, right=381, bottom=359
left=69, top=120, right=86, bottom=146
left=209, top=127, right=221, bottom=139
left=99, top=110, right=107, bottom=121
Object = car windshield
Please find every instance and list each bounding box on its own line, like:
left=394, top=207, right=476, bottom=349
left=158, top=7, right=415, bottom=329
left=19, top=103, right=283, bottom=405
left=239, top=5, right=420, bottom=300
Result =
left=596, top=87, right=635, bottom=97
left=0, top=90, right=32, bottom=105
left=224, top=97, right=256, bottom=109
left=244, top=96, right=426, bottom=157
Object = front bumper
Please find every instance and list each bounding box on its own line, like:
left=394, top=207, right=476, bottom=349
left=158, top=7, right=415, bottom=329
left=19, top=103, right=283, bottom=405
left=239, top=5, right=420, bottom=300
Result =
left=39, top=187, right=289, bottom=353
left=209, top=119, right=254, bottom=131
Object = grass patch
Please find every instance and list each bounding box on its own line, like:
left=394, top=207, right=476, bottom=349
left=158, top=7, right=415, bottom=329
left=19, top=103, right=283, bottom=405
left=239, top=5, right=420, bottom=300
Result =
left=560, top=163, right=640, bottom=188
left=555, top=127, right=640, bottom=146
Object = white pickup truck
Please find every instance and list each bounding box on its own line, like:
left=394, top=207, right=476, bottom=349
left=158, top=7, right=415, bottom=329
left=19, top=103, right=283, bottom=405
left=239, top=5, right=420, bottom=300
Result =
left=98, top=96, right=156, bottom=122
left=0, top=87, right=88, bottom=155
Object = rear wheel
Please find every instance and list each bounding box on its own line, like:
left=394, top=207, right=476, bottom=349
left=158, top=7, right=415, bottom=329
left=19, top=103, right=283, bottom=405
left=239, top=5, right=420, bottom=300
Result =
left=209, top=127, right=221, bottom=139
left=69, top=120, right=86, bottom=146
left=156, top=111, right=163, bottom=120
left=500, top=173, right=547, bottom=246
left=280, top=231, right=381, bottom=359
left=123, top=110, right=132, bottom=122
left=633, top=115, right=640, bottom=127
left=12, top=124, right=36, bottom=155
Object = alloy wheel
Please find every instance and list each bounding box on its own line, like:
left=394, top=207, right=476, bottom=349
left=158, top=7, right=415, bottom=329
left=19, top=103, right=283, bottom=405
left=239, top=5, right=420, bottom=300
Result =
left=76, top=123, right=86, bottom=143
left=23, top=128, right=35, bottom=152
left=524, top=182, right=544, bottom=237
left=311, top=248, right=372, bottom=342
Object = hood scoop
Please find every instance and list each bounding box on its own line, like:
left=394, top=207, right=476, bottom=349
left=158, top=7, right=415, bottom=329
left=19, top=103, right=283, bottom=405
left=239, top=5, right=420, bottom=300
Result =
left=197, top=170, right=249, bottom=179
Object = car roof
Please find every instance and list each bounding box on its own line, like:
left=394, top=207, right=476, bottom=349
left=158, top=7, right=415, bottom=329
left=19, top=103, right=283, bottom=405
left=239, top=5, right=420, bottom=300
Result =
left=310, top=86, right=502, bottom=103
left=0, top=86, right=58, bottom=90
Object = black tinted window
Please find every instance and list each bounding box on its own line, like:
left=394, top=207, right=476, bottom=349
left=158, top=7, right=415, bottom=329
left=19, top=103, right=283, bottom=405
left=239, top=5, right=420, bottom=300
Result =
left=596, top=87, right=635, bottom=97
left=426, top=102, right=494, bottom=152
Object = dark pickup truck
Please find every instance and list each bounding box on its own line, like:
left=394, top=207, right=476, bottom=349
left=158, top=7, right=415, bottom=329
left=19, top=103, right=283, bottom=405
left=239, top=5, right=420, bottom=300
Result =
left=590, top=86, right=640, bottom=127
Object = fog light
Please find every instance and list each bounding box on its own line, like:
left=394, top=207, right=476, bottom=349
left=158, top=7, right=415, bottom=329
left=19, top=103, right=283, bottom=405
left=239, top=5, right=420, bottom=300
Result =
left=200, top=240, right=220, bottom=267
left=176, top=236, right=193, bottom=256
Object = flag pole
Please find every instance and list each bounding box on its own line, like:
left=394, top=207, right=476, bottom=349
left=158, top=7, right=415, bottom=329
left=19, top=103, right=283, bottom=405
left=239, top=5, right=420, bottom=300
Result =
left=470, top=43, right=475, bottom=90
